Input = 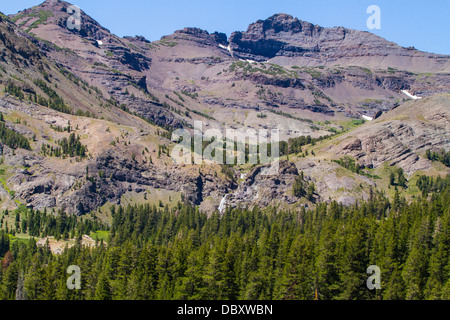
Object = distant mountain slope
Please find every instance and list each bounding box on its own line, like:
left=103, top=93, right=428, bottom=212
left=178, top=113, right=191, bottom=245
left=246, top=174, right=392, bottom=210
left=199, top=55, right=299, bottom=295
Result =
left=0, top=8, right=231, bottom=215
left=9, top=0, right=185, bottom=130
left=324, top=94, right=450, bottom=174
left=217, top=94, right=449, bottom=210
left=228, top=13, right=450, bottom=73
left=7, top=1, right=450, bottom=141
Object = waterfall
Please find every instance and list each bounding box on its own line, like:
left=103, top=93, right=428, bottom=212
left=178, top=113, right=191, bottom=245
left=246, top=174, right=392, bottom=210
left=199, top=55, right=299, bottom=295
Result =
left=218, top=194, right=228, bottom=214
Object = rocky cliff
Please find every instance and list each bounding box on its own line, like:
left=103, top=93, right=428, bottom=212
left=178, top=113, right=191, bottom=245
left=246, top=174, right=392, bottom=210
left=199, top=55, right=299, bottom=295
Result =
left=229, top=13, right=450, bottom=72
left=326, top=94, right=450, bottom=174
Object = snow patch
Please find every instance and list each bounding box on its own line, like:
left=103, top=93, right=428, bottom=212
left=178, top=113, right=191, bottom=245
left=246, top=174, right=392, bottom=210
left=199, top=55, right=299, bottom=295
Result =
left=362, top=115, right=373, bottom=121
left=219, top=43, right=233, bottom=56
left=401, top=90, right=422, bottom=100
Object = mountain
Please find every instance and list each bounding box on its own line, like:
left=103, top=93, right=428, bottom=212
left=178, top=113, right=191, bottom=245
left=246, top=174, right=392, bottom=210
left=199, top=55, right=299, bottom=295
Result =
left=1, top=1, right=450, bottom=303
left=228, top=13, right=450, bottom=72
left=326, top=94, right=450, bottom=173
left=0, top=7, right=232, bottom=214
left=0, top=0, right=448, bottom=216
left=9, top=2, right=450, bottom=135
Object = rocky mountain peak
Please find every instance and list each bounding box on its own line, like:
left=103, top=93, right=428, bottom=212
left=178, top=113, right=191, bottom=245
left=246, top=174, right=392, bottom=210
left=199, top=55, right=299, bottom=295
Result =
left=11, top=0, right=111, bottom=40
left=170, top=27, right=229, bottom=47
left=248, top=13, right=313, bottom=35
left=175, top=27, right=210, bottom=37
left=228, top=13, right=323, bottom=61
left=228, top=13, right=449, bottom=72
left=16, top=0, right=67, bottom=16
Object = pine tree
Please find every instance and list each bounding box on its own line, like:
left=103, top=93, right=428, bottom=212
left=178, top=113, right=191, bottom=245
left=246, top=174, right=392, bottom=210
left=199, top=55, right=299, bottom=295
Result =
left=402, top=217, right=431, bottom=300
left=95, top=274, right=112, bottom=300
left=292, top=177, right=305, bottom=197
left=390, top=172, right=396, bottom=186
left=424, top=212, right=449, bottom=299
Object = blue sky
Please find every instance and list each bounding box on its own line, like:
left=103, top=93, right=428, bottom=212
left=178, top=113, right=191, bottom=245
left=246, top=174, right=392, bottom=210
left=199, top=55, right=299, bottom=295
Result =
left=3, top=0, right=449, bottom=54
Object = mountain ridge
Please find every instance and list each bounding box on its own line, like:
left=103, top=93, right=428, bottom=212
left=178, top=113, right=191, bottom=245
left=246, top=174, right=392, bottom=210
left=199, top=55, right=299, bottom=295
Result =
left=8, top=2, right=450, bottom=70
left=0, top=0, right=448, bottom=215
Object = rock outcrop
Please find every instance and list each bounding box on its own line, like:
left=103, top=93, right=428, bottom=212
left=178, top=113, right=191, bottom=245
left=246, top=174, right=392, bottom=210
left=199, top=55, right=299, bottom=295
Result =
left=327, top=94, right=450, bottom=174
left=226, top=160, right=300, bottom=209
left=229, top=13, right=450, bottom=72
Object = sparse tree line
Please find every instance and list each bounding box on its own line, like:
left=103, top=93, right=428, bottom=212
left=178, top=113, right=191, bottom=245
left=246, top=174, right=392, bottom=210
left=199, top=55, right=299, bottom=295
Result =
left=1, top=206, right=107, bottom=240
left=333, top=156, right=381, bottom=180
left=33, top=79, right=72, bottom=114
left=4, top=78, right=71, bottom=114
left=426, top=149, right=450, bottom=167
left=416, top=174, right=449, bottom=197
left=0, top=179, right=448, bottom=300
left=389, top=168, right=407, bottom=188
left=4, top=81, right=25, bottom=100
left=41, top=133, right=87, bottom=159
left=171, top=133, right=333, bottom=167
left=0, top=113, right=31, bottom=150
left=292, top=171, right=315, bottom=201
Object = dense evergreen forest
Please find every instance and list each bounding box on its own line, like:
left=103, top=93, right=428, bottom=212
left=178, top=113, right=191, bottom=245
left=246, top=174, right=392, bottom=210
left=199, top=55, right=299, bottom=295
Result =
left=0, top=177, right=448, bottom=300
